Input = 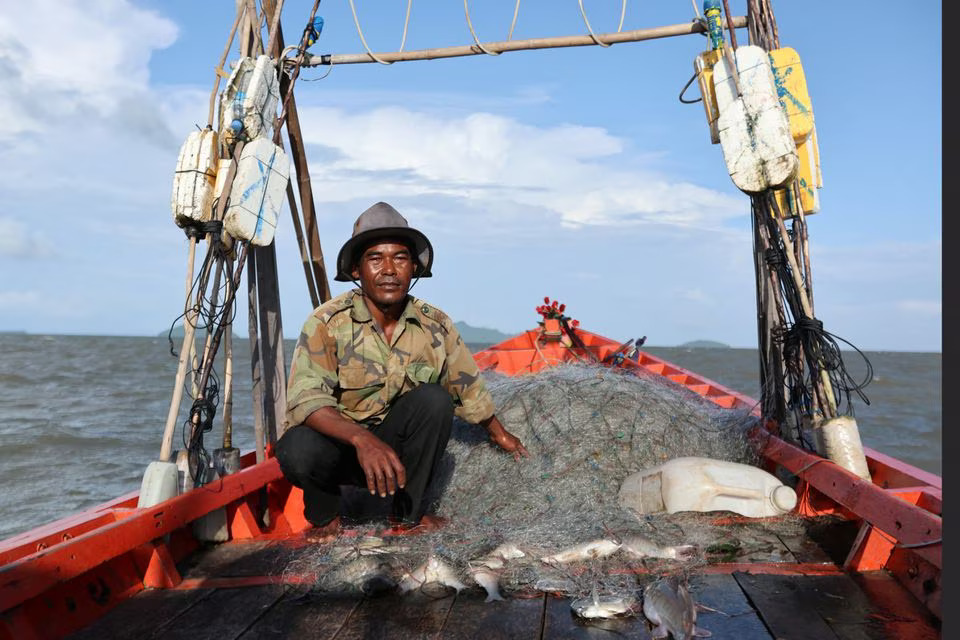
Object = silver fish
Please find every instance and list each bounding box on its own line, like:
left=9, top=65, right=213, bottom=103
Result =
left=318, top=556, right=397, bottom=595
left=489, top=542, right=526, bottom=560
left=571, top=592, right=637, bottom=619
left=533, top=577, right=579, bottom=595
left=470, top=541, right=526, bottom=570
left=643, top=576, right=712, bottom=639
left=399, top=555, right=467, bottom=594
left=541, top=539, right=621, bottom=564
left=619, top=535, right=697, bottom=561
left=468, top=565, right=504, bottom=602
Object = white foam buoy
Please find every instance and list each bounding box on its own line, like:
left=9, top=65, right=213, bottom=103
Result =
left=171, top=128, right=219, bottom=227
left=218, top=55, right=280, bottom=146
left=224, top=138, right=289, bottom=246
left=137, top=461, right=179, bottom=508
left=820, top=416, right=872, bottom=481
left=713, top=45, right=798, bottom=193
left=619, top=456, right=797, bottom=518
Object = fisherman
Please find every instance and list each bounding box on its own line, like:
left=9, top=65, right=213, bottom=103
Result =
left=276, top=202, right=529, bottom=540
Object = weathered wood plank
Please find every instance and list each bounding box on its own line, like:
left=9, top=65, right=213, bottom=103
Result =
left=66, top=588, right=213, bottom=640
left=335, top=591, right=455, bottom=639
left=153, top=586, right=285, bottom=639
left=688, top=574, right=773, bottom=640
left=439, top=591, right=543, bottom=639
left=777, top=532, right=835, bottom=564
left=178, top=541, right=306, bottom=579
left=734, top=572, right=843, bottom=640
left=848, top=571, right=940, bottom=640
left=238, top=591, right=361, bottom=639
left=541, top=594, right=651, bottom=639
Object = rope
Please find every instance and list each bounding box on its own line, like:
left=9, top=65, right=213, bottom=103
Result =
left=464, top=0, right=500, bottom=56
left=576, top=0, right=627, bottom=48
left=400, top=0, right=412, bottom=52
left=690, top=0, right=701, bottom=19
left=507, top=0, right=521, bottom=40
left=348, top=0, right=393, bottom=64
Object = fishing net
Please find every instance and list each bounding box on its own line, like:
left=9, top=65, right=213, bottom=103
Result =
left=286, top=363, right=805, bottom=601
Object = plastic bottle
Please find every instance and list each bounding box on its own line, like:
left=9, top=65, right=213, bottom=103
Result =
left=703, top=0, right=725, bottom=51
left=618, top=456, right=798, bottom=518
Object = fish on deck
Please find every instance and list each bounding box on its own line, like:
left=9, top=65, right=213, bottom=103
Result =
left=642, top=575, right=711, bottom=639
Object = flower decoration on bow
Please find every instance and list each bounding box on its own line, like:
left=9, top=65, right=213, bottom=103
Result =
left=535, top=297, right=580, bottom=328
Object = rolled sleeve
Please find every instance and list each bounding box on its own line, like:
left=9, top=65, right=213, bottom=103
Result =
left=441, top=322, right=496, bottom=424
left=285, top=318, right=340, bottom=426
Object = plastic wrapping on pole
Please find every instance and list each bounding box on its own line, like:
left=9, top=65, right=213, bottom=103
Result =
left=820, top=416, right=872, bottom=481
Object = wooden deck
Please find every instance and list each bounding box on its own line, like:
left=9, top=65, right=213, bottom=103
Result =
left=67, top=526, right=940, bottom=640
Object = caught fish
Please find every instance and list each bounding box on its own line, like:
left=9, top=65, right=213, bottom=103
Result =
left=399, top=555, right=467, bottom=594
left=541, top=539, right=621, bottom=564
left=489, top=542, right=526, bottom=560
left=319, top=556, right=397, bottom=595
left=470, top=541, right=526, bottom=570
left=643, top=576, right=711, bottom=639
left=329, top=536, right=410, bottom=562
left=619, top=535, right=697, bottom=561
left=534, top=577, right=579, bottom=595
left=571, top=592, right=637, bottom=619
left=468, top=565, right=504, bottom=602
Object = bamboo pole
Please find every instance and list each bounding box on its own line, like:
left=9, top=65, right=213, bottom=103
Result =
left=160, top=242, right=201, bottom=462
left=222, top=316, right=234, bottom=450
left=770, top=207, right=838, bottom=417
left=265, top=5, right=332, bottom=302
left=300, top=17, right=748, bottom=67
left=207, top=3, right=245, bottom=128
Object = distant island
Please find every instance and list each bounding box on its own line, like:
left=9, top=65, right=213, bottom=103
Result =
left=679, top=340, right=731, bottom=349
left=456, top=321, right=512, bottom=344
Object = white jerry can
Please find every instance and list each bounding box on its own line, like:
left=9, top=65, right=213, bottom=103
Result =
left=219, top=55, right=280, bottom=145
left=618, top=456, right=798, bottom=518
left=713, top=46, right=798, bottom=193
left=224, top=138, right=289, bottom=246
left=171, top=128, right=219, bottom=227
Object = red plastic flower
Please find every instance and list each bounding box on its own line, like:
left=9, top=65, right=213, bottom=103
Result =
left=571, top=319, right=580, bottom=328
left=559, top=304, right=566, bottom=313
left=544, top=296, right=550, bottom=304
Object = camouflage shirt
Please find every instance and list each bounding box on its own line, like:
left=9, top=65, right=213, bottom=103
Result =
left=286, top=289, right=496, bottom=428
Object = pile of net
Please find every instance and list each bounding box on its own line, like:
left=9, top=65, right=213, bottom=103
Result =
left=286, top=363, right=805, bottom=600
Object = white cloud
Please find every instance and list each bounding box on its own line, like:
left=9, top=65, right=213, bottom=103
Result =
left=296, top=105, right=744, bottom=229
left=897, top=299, right=941, bottom=316
left=0, top=217, right=52, bottom=258
left=0, top=0, right=178, bottom=142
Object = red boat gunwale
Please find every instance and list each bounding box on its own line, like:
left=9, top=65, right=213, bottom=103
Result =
left=0, top=327, right=942, bottom=638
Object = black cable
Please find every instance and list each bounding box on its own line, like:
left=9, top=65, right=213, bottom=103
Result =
left=678, top=72, right=703, bottom=104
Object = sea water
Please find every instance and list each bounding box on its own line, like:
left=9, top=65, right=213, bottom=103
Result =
left=0, top=335, right=941, bottom=541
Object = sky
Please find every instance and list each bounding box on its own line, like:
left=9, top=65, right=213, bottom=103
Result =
left=0, top=1, right=941, bottom=351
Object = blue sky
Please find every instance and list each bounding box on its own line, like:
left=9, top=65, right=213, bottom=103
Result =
left=0, top=1, right=941, bottom=350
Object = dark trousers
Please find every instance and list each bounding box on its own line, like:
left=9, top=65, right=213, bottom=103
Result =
left=276, top=383, right=453, bottom=527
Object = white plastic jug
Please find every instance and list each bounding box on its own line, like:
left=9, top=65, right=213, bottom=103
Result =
left=618, top=456, right=797, bottom=518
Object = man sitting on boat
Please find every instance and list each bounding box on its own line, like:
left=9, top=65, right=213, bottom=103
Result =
left=276, top=202, right=529, bottom=540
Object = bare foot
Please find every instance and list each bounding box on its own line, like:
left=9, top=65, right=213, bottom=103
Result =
left=305, top=516, right=341, bottom=543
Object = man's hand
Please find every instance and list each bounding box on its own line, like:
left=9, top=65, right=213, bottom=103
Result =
left=482, top=415, right=530, bottom=461
left=352, top=430, right=407, bottom=497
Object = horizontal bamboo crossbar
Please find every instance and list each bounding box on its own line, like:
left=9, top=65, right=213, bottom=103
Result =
left=300, top=16, right=747, bottom=66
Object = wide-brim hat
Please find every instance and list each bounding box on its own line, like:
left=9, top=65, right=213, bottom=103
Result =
left=334, top=202, right=433, bottom=282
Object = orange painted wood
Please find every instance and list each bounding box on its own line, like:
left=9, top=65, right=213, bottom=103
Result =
left=0, top=457, right=282, bottom=612
left=761, top=436, right=941, bottom=569
left=228, top=500, right=263, bottom=540
left=864, top=447, right=941, bottom=490
left=844, top=522, right=896, bottom=571
left=139, top=541, right=182, bottom=588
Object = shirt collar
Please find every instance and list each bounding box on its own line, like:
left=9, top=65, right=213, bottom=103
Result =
left=349, top=289, right=420, bottom=326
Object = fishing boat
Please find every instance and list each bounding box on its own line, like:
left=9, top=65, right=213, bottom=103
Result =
left=0, top=1, right=941, bottom=639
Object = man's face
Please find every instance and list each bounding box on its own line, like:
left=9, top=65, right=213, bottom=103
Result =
left=352, top=240, right=415, bottom=307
